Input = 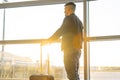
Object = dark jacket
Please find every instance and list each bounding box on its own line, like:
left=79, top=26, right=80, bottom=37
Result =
left=49, top=13, right=83, bottom=51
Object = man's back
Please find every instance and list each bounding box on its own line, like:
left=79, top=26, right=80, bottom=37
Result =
left=61, top=13, right=83, bottom=51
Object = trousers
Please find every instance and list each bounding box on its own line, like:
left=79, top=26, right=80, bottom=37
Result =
left=63, top=49, right=81, bottom=80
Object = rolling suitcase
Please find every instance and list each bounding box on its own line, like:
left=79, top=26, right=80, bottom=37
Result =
left=30, top=74, right=54, bottom=80
left=29, top=44, right=54, bottom=80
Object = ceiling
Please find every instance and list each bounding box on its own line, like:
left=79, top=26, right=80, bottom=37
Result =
left=0, top=0, right=95, bottom=9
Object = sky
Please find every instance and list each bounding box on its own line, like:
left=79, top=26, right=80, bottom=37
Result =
left=0, top=0, right=120, bottom=67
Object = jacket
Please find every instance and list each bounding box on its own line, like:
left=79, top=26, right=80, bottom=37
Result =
left=49, top=13, right=83, bottom=51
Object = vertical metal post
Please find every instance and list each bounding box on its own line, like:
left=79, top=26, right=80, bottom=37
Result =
left=47, top=53, right=50, bottom=74
left=0, top=0, right=7, bottom=77
left=40, top=44, right=42, bottom=73
left=1, top=0, right=7, bottom=55
left=83, top=0, right=90, bottom=80
left=1, top=7, right=6, bottom=62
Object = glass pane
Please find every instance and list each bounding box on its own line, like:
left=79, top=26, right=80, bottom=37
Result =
left=0, top=44, right=40, bottom=79
left=0, top=9, right=3, bottom=40
left=0, top=0, right=3, bottom=3
left=5, top=5, right=64, bottom=40
left=90, top=41, right=120, bottom=80
left=0, top=43, right=85, bottom=80
left=4, top=3, right=83, bottom=40
left=4, top=44, right=40, bottom=62
left=89, top=0, right=120, bottom=36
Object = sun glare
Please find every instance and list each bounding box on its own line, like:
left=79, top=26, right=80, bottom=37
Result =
left=42, top=43, right=64, bottom=67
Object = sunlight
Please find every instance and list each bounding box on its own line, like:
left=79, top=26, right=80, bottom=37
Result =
left=42, top=43, right=64, bottom=67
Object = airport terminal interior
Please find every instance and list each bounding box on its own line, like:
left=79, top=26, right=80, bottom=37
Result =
left=0, top=0, right=120, bottom=80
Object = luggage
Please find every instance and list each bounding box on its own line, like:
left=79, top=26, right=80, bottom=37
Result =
left=30, top=74, right=54, bottom=80
left=29, top=44, right=54, bottom=80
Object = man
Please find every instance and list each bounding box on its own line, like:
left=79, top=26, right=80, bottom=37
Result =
left=43, top=2, right=83, bottom=80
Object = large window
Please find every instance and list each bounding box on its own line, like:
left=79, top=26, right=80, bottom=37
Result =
left=89, top=0, right=120, bottom=80
left=0, top=0, right=120, bottom=80
left=90, top=41, right=120, bottom=80
left=4, top=3, right=83, bottom=40
left=0, top=3, right=84, bottom=80
left=89, top=0, right=120, bottom=36
left=5, top=5, right=64, bottom=40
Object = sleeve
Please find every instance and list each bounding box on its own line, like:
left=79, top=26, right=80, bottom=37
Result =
left=48, top=16, right=73, bottom=42
left=48, top=27, right=63, bottom=42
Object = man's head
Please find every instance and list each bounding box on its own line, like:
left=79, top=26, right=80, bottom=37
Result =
left=64, top=2, right=76, bottom=16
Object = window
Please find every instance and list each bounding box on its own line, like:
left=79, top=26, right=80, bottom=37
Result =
left=0, top=3, right=84, bottom=80
left=5, top=5, right=64, bottom=40
left=89, top=0, right=120, bottom=36
left=90, top=41, right=120, bottom=80
left=89, top=0, right=120, bottom=80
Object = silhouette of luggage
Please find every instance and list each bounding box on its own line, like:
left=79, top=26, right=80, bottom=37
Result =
left=30, top=74, right=54, bottom=80
left=29, top=43, right=54, bottom=80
